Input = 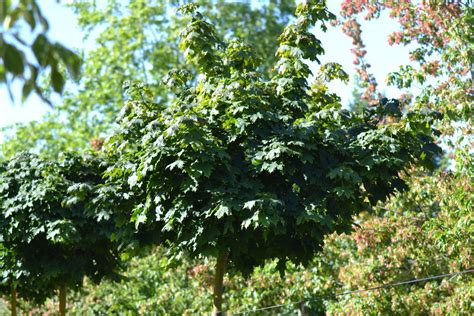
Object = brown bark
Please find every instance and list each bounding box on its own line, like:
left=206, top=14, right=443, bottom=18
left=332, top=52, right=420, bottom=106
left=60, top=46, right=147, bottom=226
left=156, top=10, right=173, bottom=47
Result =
left=59, top=284, right=67, bottom=316
left=11, top=288, right=17, bottom=316
left=212, top=251, right=228, bottom=316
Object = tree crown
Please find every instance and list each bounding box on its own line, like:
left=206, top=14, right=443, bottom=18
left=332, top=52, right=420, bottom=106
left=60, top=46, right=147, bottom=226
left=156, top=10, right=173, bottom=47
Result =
left=102, top=1, right=441, bottom=275
left=0, top=153, right=120, bottom=303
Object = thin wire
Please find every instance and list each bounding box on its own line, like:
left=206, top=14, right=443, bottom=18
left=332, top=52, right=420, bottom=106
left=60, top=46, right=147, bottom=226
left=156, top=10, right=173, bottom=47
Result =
left=333, top=269, right=474, bottom=297
left=232, top=268, right=474, bottom=315
left=233, top=300, right=304, bottom=314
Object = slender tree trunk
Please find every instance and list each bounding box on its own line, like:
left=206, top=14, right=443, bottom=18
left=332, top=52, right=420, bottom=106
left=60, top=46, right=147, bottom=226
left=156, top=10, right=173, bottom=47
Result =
left=59, top=284, right=67, bottom=316
left=212, top=251, right=228, bottom=316
left=298, top=302, right=307, bottom=316
left=11, top=288, right=17, bottom=316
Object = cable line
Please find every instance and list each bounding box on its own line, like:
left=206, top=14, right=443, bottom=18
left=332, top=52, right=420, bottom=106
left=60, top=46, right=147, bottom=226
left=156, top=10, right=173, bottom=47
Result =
left=232, top=268, right=474, bottom=315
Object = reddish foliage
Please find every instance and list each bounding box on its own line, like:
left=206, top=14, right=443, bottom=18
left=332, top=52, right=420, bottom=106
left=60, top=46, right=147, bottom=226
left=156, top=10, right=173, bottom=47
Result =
left=90, top=138, right=104, bottom=151
left=337, top=0, right=466, bottom=104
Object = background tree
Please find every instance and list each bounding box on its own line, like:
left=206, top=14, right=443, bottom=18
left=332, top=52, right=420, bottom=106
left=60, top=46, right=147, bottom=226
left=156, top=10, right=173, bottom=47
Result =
left=321, top=149, right=473, bottom=314
left=0, top=0, right=296, bottom=159
left=100, top=2, right=441, bottom=314
left=339, top=1, right=472, bottom=123
left=313, top=1, right=474, bottom=313
left=0, top=0, right=81, bottom=104
left=0, top=153, right=121, bottom=315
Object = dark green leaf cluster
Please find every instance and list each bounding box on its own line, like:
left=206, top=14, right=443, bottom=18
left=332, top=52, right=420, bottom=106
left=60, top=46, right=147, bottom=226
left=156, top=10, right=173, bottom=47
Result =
left=102, top=1, right=441, bottom=275
left=0, top=0, right=81, bottom=103
left=0, top=153, right=120, bottom=303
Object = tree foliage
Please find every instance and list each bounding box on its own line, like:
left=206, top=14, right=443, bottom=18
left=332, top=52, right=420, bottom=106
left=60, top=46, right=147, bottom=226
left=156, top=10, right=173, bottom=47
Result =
left=321, top=150, right=473, bottom=314
left=24, top=148, right=471, bottom=315
left=0, top=0, right=81, bottom=103
left=101, top=0, right=440, bottom=281
left=0, top=153, right=120, bottom=304
left=0, top=0, right=296, bottom=159
left=339, top=0, right=472, bottom=124
left=30, top=151, right=472, bottom=315
left=1, top=0, right=470, bottom=314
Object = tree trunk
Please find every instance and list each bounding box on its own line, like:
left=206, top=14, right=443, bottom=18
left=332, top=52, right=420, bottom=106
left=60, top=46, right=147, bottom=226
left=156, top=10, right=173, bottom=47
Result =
left=11, top=288, right=17, bottom=316
left=298, top=301, right=307, bottom=316
left=212, top=251, right=228, bottom=316
left=59, top=284, right=67, bottom=316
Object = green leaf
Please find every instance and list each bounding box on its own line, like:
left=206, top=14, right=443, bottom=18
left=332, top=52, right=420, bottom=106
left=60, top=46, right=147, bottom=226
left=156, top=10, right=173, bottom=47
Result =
left=243, top=200, right=257, bottom=210
left=32, top=34, right=49, bottom=67
left=50, top=66, right=65, bottom=93
left=21, top=79, right=34, bottom=102
left=3, top=44, right=24, bottom=75
left=53, top=44, right=82, bottom=81
left=166, top=160, right=185, bottom=171
left=215, top=205, right=230, bottom=219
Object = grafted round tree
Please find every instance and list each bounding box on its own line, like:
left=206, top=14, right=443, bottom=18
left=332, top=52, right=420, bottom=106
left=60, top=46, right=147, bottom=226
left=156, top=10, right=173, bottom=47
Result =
left=102, top=1, right=441, bottom=314
left=0, top=153, right=121, bottom=315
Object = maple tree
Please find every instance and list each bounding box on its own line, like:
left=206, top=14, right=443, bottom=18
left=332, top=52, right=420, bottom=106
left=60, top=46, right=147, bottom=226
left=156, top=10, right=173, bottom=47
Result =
left=99, top=1, right=441, bottom=313
left=0, top=153, right=120, bottom=315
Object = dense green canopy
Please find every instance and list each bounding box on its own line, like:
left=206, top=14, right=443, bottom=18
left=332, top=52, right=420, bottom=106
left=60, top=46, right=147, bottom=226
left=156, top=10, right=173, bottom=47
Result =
left=100, top=2, right=441, bottom=277
left=0, top=153, right=120, bottom=304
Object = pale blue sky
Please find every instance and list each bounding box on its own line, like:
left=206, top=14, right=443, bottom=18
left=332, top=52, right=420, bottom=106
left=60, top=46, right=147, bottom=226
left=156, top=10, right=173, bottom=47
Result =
left=0, top=0, right=414, bottom=131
